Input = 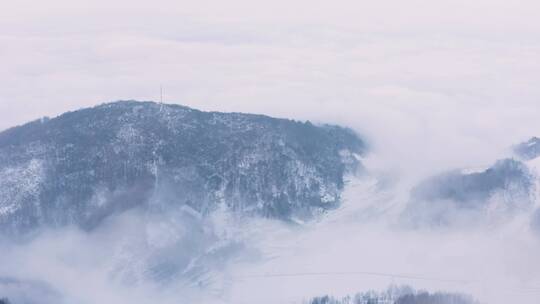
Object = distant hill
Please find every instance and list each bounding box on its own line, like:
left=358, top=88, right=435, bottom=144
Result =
left=404, top=158, right=535, bottom=226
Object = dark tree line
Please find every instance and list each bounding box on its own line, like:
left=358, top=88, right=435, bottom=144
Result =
left=395, top=292, right=475, bottom=304
left=308, top=286, right=477, bottom=304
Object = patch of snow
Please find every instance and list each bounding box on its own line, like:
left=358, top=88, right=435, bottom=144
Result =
left=460, top=166, right=488, bottom=175
left=0, top=159, right=44, bottom=217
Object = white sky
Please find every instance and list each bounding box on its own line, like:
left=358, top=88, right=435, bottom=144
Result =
left=1, top=0, right=540, bottom=174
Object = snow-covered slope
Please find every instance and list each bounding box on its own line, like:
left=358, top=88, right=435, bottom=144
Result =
left=400, top=137, right=540, bottom=230
left=514, top=137, right=540, bottom=161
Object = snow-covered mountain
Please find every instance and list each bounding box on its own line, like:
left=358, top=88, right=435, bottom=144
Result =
left=404, top=138, right=540, bottom=228
left=411, top=159, right=533, bottom=207
left=0, top=100, right=365, bottom=235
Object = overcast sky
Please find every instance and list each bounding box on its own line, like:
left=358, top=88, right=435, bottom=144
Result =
left=2, top=0, right=540, bottom=174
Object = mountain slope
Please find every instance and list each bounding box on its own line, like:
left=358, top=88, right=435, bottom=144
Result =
left=411, top=159, right=533, bottom=208
left=0, top=101, right=365, bottom=234
left=404, top=158, right=535, bottom=226
left=513, top=137, right=540, bottom=161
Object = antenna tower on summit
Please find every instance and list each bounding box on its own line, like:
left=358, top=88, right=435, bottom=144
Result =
left=159, top=84, right=164, bottom=111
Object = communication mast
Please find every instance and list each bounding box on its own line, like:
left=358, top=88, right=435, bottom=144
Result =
left=159, top=84, right=164, bottom=112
